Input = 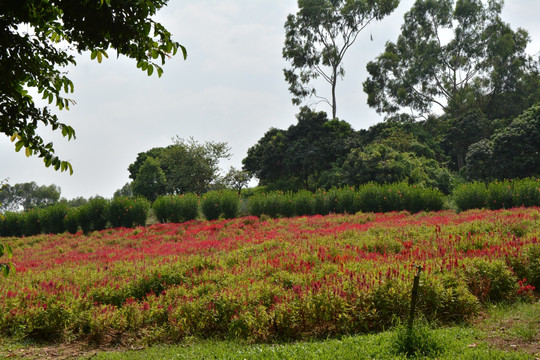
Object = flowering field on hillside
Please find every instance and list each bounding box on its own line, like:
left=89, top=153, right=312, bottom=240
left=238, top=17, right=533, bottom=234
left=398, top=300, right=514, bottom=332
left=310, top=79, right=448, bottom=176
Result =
left=0, top=208, right=538, bottom=343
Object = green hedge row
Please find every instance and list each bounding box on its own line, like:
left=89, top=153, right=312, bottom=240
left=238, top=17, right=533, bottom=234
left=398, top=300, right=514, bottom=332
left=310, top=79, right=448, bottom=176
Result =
left=0, top=197, right=150, bottom=237
left=1, top=179, right=538, bottom=237
left=248, top=183, right=444, bottom=218
left=453, top=178, right=540, bottom=211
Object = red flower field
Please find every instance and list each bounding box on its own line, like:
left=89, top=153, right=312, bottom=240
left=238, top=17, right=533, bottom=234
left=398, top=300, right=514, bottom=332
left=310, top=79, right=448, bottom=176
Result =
left=1, top=207, right=538, bottom=342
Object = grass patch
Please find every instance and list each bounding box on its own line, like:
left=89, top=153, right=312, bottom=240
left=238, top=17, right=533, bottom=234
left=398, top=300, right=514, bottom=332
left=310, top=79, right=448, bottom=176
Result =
left=475, top=300, right=540, bottom=354
left=81, top=326, right=534, bottom=360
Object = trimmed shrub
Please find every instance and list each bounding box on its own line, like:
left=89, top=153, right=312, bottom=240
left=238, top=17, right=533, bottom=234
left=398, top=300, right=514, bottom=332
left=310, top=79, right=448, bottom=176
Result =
left=487, top=180, right=514, bottom=210
left=292, top=190, right=315, bottom=216
left=248, top=193, right=266, bottom=217
left=78, top=197, right=109, bottom=233
left=453, top=182, right=488, bottom=211
left=335, top=187, right=358, bottom=214
left=23, top=209, right=41, bottom=236
left=357, top=183, right=383, bottom=213
left=64, top=208, right=79, bottom=234
left=511, top=178, right=540, bottom=207
left=1, top=212, right=23, bottom=237
left=131, top=198, right=150, bottom=227
left=178, top=193, right=199, bottom=221
left=404, top=186, right=444, bottom=213
left=39, top=203, right=68, bottom=234
left=220, top=191, right=240, bottom=219
left=201, top=191, right=222, bottom=221
left=108, top=197, right=149, bottom=228
left=313, top=189, right=331, bottom=215
left=201, top=190, right=239, bottom=220
left=152, top=195, right=173, bottom=223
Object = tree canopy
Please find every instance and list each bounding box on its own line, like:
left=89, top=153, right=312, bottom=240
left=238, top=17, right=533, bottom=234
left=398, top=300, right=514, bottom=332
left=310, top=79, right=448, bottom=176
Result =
left=128, top=137, right=231, bottom=200
left=0, top=0, right=185, bottom=173
left=363, top=0, right=533, bottom=120
left=283, top=0, right=399, bottom=119
left=243, top=107, right=356, bottom=190
left=0, top=182, right=61, bottom=212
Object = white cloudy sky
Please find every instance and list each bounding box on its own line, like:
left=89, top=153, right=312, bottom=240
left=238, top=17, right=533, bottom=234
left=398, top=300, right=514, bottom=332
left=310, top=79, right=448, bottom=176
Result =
left=1, top=0, right=539, bottom=200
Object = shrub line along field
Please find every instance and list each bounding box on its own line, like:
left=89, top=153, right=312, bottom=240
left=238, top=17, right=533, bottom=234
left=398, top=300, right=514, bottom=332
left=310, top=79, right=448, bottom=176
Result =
left=0, top=207, right=538, bottom=348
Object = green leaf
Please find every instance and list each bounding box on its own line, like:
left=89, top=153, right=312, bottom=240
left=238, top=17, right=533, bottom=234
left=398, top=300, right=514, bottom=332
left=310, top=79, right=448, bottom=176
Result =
left=15, top=140, right=24, bottom=152
left=180, top=45, right=187, bottom=59
left=157, top=67, right=164, bottom=78
left=97, top=51, right=103, bottom=63
left=91, top=50, right=97, bottom=60
left=147, top=64, right=154, bottom=76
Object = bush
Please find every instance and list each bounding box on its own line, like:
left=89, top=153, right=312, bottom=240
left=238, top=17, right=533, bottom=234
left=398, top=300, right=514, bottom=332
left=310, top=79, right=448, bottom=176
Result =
left=330, top=187, right=358, bottom=214
left=487, top=180, right=514, bottom=210
left=356, top=183, right=383, bottom=213
left=108, top=197, right=149, bottom=228
left=511, top=178, right=540, bottom=207
left=292, top=190, right=315, bottom=216
left=453, top=182, right=488, bottom=211
left=152, top=194, right=200, bottom=223
left=465, top=259, right=518, bottom=303
left=1, top=212, right=23, bottom=237
left=23, top=209, right=41, bottom=236
left=248, top=193, right=266, bottom=217
left=177, top=193, right=199, bottom=221
left=391, top=321, right=444, bottom=358
left=78, top=197, right=109, bottom=233
left=201, top=190, right=239, bottom=220
left=152, top=195, right=173, bottom=223
left=201, top=191, right=222, bottom=221
left=39, top=203, right=68, bottom=234
left=219, top=191, right=240, bottom=219
left=313, top=189, right=331, bottom=215
left=64, top=208, right=79, bottom=234
left=508, top=243, right=540, bottom=290
left=404, top=186, right=444, bottom=213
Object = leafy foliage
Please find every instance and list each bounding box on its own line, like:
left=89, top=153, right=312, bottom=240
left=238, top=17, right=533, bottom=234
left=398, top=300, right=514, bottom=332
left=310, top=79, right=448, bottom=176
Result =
left=129, top=138, right=231, bottom=198
left=283, top=0, right=399, bottom=118
left=0, top=0, right=185, bottom=171
left=0, top=182, right=60, bottom=212
left=364, top=0, right=532, bottom=119
left=243, top=107, right=356, bottom=190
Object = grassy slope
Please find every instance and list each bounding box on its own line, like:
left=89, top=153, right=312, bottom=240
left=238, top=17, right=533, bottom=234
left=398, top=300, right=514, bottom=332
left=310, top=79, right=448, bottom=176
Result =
left=88, top=300, right=539, bottom=359
left=1, top=301, right=535, bottom=359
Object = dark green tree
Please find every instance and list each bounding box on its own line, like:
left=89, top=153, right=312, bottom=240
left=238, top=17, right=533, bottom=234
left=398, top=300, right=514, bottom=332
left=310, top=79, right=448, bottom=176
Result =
left=490, top=102, right=540, bottom=179
left=128, top=137, right=231, bottom=196
left=243, top=107, right=356, bottom=190
left=283, top=0, right=399, bottom=119
left=342, top=129, right=453, bottom=192
left=364, top=0, right=532, bottom=121
left=1, top=0, right=185, bottom=172
left=464, top=139, right=494, bottom=181
left=160, top=137, right=231, bottom=195
left=442, top=110, right=490, bottom=170
left=131, top=157, right=167, bottom=202
left=242, top=128, right=288, bottom=187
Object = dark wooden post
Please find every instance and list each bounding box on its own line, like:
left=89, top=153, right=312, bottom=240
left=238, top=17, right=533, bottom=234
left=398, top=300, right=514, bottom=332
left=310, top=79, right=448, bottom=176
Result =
left=408, top=264, right=423, bottom=332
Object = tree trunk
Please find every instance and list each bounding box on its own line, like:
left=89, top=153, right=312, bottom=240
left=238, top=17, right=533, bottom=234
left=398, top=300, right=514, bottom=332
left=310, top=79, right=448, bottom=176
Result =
left=331, top=67, right=337, bottom=119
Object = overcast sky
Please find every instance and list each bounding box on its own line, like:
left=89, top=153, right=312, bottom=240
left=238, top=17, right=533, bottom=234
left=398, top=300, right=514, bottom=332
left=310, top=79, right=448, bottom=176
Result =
left=1, top=0, right=539, bottom=200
